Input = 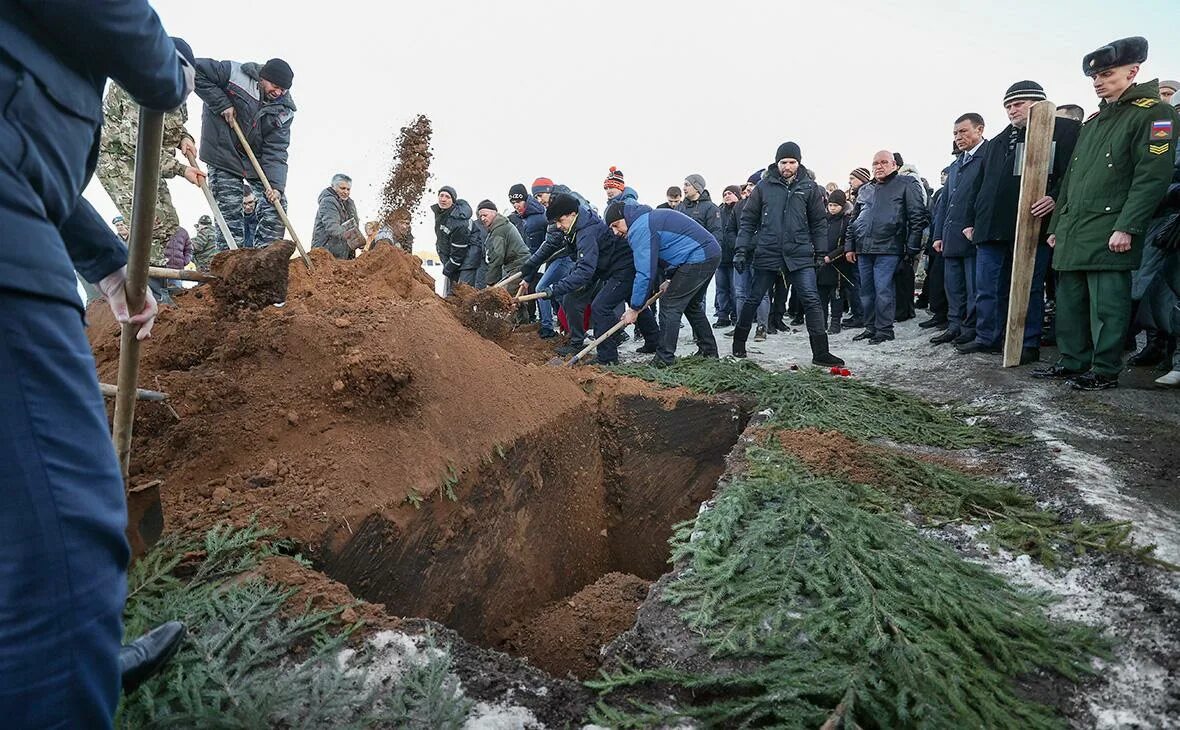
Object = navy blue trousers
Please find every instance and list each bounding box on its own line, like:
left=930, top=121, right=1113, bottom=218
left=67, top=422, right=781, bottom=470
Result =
left=0, top=291, right=128, bottom=729
left=972, top=241, right=1051, bottom=348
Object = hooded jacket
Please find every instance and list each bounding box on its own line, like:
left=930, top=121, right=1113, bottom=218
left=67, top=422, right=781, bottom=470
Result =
left=676, top=189, right=724, bottom=247
left=0, top=1, right=186, bottom=308
left=194, top=59, right=296, bottom=190
left=845, top=171, right=929, bottom=257
left=546, top=206, right=607, bottom=300
left=310, top=187, right=361, bottom=259
left=514, top=197, right=548, bottom=253
left=736, top=163, right=827, bottom=272
left=162, top=227, right=192, bottom=269
left=483, top=214, right=530, bottom=284
left=432, top=199, right=474, bottom=274
left=621, top=204, right=721, bottom=309
left=606, top=186, right=640, bottom=208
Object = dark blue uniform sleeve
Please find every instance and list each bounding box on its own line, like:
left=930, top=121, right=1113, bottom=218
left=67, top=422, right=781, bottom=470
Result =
left=550, top=227, right=599, bottom=299
left=61, top=198, right=128, bottom=283
left=18, top=0, right=185, bottom=111
left=193, top=58, right=233, bottom=114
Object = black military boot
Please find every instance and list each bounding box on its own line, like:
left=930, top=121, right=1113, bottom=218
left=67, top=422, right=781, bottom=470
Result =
left=1127, top=330, right=1166, bottom=367
left=732, top=323, right=752, bottom=358
left=810, top=334, right=845, bottom=367
left=121, top=621, right=186, bottom=694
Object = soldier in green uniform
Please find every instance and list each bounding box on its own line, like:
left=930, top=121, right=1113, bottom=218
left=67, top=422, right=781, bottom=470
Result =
left=190, top=214, right=218, bottom=271
left=1036, top=37, right=1180, bottom=390
left=97, top=82, right=205, bottom=266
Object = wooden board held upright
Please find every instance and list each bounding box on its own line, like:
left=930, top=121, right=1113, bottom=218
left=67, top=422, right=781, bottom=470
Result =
left=1003, top=100, right=1056, bottom=367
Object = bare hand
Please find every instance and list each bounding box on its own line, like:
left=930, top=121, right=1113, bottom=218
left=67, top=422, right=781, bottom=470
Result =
left=962, top=227, right=974, bottom=242
left=98, top=267, right=158, bottom=341
left=620, top=307, right=639, bottom=326
left=823, top=255, right=831, bottom=264
left=182, top=165, right=206, bottom=187
left=1030, top=196, right=1056, bottom=218
left=933, top=240, right=943, bottom=253
left=1108, top=230, right=1132, bottom=253
left=179, top=137, right=198, bottom=161
left=1047, top=234, right=1056, bottom=249
left=517, top=281, right=530, bottom=295
left=266, top=188, right=281, bottom=205
left=845, top=251, right=857, bottom=263
left=221, top=107, right=236, bottom=125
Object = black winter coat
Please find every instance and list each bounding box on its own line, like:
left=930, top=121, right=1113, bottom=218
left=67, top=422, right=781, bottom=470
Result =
left=818, top=212, right=848, bottom=286
left=735, top=164, right=827, bottom=272
left=431, top=199, right=474, bottom=273
left=845, top=172, right=929, bottom=257
left=194, top=59, right=296, bottom=190
left=310, top=187, right=361, bottom=260
left=967, top=118, right=1080, bottom=246
left=718, top=202, right=740, bottom=265
left=676, top=190, right=724, bottom=248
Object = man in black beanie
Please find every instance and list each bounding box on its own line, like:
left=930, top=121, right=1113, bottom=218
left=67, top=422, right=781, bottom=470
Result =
left=733, top=142, right=844, bottom=365
left=194, top=55, right=296, bottom=251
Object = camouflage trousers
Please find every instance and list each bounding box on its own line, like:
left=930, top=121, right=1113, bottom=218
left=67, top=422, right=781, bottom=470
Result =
left=207, top=166, right=286, bottom=250
left=96, top=152, right=179, bottom=266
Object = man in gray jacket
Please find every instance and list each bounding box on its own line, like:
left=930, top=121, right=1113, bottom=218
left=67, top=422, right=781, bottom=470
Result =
left=311, top=174, right=363, bottom=259
left=845, top=150, right=931, bottom=343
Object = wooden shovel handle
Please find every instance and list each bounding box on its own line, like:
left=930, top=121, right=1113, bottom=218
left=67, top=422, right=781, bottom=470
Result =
left=566, top=291, right=662, bottom=366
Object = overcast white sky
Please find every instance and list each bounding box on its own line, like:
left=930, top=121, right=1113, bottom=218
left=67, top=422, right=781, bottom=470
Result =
left=83, top=0, right=1180, bottom=257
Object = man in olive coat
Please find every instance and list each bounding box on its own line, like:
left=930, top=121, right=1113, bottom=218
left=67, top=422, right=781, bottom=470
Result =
left=1037, top=37, right=1180, bottom=390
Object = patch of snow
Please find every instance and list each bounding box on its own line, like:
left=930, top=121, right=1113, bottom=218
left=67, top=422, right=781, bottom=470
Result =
left=462, top=702, right=542, bottom=729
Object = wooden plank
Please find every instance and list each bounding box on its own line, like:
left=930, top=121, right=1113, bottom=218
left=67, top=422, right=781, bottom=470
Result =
left=1003, top=100, right=1056, bottom=367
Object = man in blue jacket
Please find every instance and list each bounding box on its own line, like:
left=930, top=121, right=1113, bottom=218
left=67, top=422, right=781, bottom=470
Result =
left=608, top=202, right=721, bottom=366
left=194, top=55, right=295, bottom=251
left=0, top=3, right=190, bottom=726
left=931, top=113, right=988, bottom=348
left=732, top=142, right=845, bottom=365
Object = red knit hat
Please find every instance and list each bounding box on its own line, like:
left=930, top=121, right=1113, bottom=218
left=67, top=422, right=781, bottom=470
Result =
left=603, top=166, right=625, bottom=191
left=531, top=177, right=555, bottom=195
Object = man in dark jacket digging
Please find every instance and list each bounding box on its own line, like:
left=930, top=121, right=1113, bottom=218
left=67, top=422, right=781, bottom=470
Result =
left=311, top=173, right=363, bottom=260
left=432, top=185, right=475, bottom=294
left=194, top=56, right=295, bottom=250
left=733, top=142, right=844, bottom=366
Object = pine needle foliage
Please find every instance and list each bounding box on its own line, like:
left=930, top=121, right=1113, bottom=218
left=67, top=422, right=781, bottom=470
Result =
left=118, top=522, right=472, bottom=729
left=612, top=358, right=1025, bottom=449
left=588, top=444, right=1107, bottom=728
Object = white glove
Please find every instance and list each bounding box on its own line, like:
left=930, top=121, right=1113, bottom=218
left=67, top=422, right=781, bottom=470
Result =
left=99, top=267, right=158, bottom=341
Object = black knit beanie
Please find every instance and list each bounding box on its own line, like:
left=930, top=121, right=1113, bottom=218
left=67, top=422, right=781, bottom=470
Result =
left=259, top=58, right=294, bottom=89
left=775, top=141, right=802, bottom=162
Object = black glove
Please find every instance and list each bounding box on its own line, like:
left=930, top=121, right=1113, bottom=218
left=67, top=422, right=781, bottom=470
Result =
left=520, top=261, right=539, bottom=281
left=733, top=253, right=747, bottom=275
left=442, top=261, right=460, bottom=279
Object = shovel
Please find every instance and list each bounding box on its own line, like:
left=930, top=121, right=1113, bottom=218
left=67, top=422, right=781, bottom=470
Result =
left=547, top=291, right=661, bottom=367
left=184, top=149, right=238, bottom=250
left=490, top=249, right=570, bottom=290
left=227, top=116, right=313, bottom=270
left=113, top=108, right=165, bottom=557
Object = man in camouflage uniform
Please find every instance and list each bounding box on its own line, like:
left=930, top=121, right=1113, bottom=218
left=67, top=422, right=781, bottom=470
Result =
left=1036, top=37, right=1180, bottom=390
left=190, top=214, right=217, bottom=271
left=97, top=82, right=204, bottom=266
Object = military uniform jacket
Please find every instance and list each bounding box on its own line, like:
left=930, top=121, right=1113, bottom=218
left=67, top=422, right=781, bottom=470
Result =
left=1049, top=80, right=1180, bottom=271
left=100, top=83, right=192, bottom=178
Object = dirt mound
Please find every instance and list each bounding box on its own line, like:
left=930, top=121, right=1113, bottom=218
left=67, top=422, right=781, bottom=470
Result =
left=87, top=243, right=592, bottom=545
left=210, top=240, right=297, bottom=309
left=504, top=572, right=651, bottom=679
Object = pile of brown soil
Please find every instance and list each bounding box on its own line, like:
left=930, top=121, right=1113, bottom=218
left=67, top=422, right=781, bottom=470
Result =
left=504, top=572, right=651, bottom=679
left=87, top=244, right=592, bottom=545
left=209, top=240, right=297, bottom=309
left=774, top=427, right=888, bottom=485
left=448, top=283, right=518, bottom=342
left=256, top=555, right=398, bottom=629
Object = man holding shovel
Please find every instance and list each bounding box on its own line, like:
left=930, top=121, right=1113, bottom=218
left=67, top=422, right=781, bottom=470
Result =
left=194, top=55, right=295, bottom=251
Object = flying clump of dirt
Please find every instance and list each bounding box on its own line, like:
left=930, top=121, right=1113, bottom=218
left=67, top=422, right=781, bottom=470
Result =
left=377, top=115, right=433, bottom=253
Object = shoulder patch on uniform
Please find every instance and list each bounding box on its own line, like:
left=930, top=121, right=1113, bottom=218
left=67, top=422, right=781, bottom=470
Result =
left=1151, top=119, right=1173, bottom=140
left=1149, top=143, right=1171, bottom=155
left=1131, top=97, right=1159, bottom=108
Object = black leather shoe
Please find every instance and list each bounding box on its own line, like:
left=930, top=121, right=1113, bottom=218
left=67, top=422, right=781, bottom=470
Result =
left=852, top=330, right=875, bottom=341
left=842, top=317, right=864, bottom=328
left=1031, top=364, right=1084, bottom=379
left=635, top=342, right=658, bottom=354
left=930, top=330, right=960, bottom=345
left=555, top=342, right=584, bottom=356
left=1070, top=372, right=1119, bottom=391
left=869, top=335, right=894, bottom=345
left=121, top=621, right=186, bottom=695
left=731, top=347, right=748, bottom=359
left=951, top=331, right=976, bottom=346
left=918, top=317, right=948, bottom=330
left=955, top=341, right=999, bottom=354
left=1127, top=342, right=1165, bottom=367
left=649, top=357, right=672, bottom=369
left=1019, top=347, right=1040, bottom=365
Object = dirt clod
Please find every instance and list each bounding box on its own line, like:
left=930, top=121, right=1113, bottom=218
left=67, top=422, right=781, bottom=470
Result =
left=210, top=240, right=297, bottom=309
